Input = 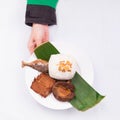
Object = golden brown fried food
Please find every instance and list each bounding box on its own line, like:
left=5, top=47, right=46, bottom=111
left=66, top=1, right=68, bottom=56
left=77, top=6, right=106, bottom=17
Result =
left=31, top=73, right=55, bottom=97
left=22, top=59, right=48, bottom=73
left=52, top=81, right=75, bottom=102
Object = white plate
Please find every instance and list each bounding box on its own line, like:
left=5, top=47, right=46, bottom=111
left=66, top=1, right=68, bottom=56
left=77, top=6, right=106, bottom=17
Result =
left=25, top=41, right=94, bottom=110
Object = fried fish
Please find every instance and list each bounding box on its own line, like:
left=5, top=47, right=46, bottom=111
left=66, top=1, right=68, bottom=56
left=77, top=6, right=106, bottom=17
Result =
left=22, top=59, right=48, bottom=73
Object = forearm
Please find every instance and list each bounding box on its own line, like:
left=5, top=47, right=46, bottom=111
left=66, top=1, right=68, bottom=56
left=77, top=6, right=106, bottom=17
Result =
left=25, top=0, right=58, bottom=26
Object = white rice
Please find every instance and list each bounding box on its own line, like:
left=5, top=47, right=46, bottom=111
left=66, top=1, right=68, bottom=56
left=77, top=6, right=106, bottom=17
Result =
left=48, top=54, right=78, bottom=80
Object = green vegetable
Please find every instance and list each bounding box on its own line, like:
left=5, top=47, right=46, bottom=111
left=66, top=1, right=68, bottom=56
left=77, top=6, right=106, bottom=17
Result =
left=34, top=42, right=105, bottom=111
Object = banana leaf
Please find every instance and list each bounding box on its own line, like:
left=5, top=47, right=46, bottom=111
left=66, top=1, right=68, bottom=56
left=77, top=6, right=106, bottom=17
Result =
left=34, top=42, right=60, bottom=61
left=34, top=42, right=105, bottom=111
left=70, top=72, right=105, bottom=111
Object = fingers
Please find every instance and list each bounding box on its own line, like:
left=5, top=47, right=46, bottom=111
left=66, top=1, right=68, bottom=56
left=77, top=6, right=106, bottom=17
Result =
left=43, top=27, right=49, bottom=43
left=36, top=38, right=43, bottom=46
left=28, top=41, right=36, bottom=54
left=28, top=37, right=37, bottom=54
left=35, top=29, right=49, bottom=47
left=27, top=24, right=49, bottom=54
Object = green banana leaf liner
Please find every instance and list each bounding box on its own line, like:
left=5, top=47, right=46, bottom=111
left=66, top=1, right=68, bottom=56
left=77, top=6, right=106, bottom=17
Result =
left=34, top=42, right=60, bottom=61
left=34, top=42, right=105, bottom=111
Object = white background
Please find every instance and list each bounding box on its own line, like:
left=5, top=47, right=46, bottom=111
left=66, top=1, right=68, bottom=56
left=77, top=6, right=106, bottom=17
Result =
left=0, top=0, right=120, bottom=119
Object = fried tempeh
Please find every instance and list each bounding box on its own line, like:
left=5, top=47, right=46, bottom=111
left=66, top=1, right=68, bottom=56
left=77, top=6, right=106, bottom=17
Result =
left=31, top=73, right=55, bottom=97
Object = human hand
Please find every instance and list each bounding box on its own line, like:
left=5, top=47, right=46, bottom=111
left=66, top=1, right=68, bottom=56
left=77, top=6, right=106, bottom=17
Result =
left=28, top=23, right=49, bottom=54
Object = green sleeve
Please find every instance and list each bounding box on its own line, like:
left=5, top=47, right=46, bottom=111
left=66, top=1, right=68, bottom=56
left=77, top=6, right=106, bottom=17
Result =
left=27, top=0, right=58, bottom=8
left=25, top=0, right=58, bottom=26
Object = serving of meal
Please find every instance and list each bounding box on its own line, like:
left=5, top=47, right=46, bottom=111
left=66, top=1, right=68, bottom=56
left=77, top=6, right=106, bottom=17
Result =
left=22, top=42, right=105, bottom=111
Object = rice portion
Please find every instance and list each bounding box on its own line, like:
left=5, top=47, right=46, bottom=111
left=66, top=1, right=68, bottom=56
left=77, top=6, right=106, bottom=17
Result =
left=48, top=54, right=78, bottom=80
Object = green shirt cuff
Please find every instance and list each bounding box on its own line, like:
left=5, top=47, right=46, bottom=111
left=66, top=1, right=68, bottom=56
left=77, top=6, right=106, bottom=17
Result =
left=27, top=0, right=58, bottom=8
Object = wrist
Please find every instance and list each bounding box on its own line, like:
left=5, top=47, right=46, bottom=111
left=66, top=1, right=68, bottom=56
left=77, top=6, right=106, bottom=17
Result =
left=32, top=23, right=48, bottom=27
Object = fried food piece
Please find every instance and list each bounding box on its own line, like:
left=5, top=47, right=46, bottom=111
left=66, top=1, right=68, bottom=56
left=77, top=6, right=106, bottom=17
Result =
left=31, top=73, right=55, bottom=97
left=22, top=59, right=48, bottom=73
left=52, top=81, right=75, bottom=102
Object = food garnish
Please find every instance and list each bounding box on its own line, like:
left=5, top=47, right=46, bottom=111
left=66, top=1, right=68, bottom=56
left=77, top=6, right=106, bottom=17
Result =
left=57, top=60, right=72, bottom=72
